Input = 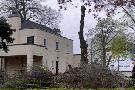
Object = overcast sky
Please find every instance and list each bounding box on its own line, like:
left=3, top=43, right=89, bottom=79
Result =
left=45, top=0, right=97, bottom=54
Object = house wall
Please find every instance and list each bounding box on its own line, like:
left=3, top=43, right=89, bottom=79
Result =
left=0, top=16, right=74, bottom=74
left=72, top=54, right=81, bottom=67
left=19, top=29, right=73, bottom=72
left=8, top=16, right=21, bottom=44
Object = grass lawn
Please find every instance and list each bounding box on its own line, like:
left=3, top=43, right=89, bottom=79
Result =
left=0, top=88, right=135, bottom=90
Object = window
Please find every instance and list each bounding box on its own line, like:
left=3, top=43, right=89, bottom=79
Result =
left=44, top=39, right=47, bottom=48
left=56, top=42, right=59, bottom=50
left=27, top=36, right=34, bottom=44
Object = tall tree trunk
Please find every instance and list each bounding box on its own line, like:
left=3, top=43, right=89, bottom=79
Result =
left=102, top=31, right=106, bottom=68
left=90, top=39, right=93, bottom=63
left=79, top=5, right=88, bottom=65
left=102, top=46, right=106, bottom=68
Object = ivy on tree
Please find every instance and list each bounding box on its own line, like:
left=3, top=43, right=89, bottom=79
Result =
left=79, top=6, right=88, bottom=64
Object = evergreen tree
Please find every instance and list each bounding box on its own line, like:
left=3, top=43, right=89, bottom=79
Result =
left=0, top=17, right=14, bottom=52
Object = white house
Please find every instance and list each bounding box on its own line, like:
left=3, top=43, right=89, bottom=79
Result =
left=0, top=13, right=77, bottom=75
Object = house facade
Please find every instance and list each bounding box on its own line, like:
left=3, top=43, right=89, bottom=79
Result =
left=0, top=14, right=75, bottom=75
left=72, top=54, right=81, bottom=67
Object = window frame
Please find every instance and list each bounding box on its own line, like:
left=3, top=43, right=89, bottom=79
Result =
left=27, top=36, right=34, bottom=44
left=56, top=42, right=59, bottom=50
left=44, top=39, right=47, bottom=48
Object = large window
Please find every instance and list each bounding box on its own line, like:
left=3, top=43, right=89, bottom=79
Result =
left=56, top=42, right=59, bottom=50
left=44, top=39, right=47, bottom=48
left=27, top=36, right=34, bottom=44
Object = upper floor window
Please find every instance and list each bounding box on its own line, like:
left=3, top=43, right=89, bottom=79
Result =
left=44, top=39, right=47, bottom=48
left=27, top=36, right=34, bottom=44
left=56, top=42, right=59, bottom=50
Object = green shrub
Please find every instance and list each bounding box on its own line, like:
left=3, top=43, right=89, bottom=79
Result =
left=55, top=64, right=133, bottom=89
left=3, top=66, right=54, bottom=89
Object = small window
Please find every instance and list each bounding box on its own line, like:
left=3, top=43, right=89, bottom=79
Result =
left=56, top=42, right=59, bottom=50
left=27, top=36, right=34, bottom=44
left=44, top=39, right=47, bottom=48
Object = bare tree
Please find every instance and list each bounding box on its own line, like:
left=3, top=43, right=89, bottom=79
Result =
left=87, top=17, right=126, bottom=68
left=0, top=0, right=61, bottom=28
left=57, top=0, right=135, bottom=27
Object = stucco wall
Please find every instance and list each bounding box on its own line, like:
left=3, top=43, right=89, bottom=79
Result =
left=8, top=16, right=21, bottom=44
left=0, top=16, right=74, bottom=74
left=72, top=54, right=81, bottom=67
left=18, top=28, right=74, bottom=73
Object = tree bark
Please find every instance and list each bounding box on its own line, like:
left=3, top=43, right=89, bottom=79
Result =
left=102, top=46, right=106, bottom=68
left=101, top=30, right=106, bottom=68
left=79, top=5, right=88, bottom=65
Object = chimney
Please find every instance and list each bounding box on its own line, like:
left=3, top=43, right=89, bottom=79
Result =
left=8, top=10, right=21, bottom=30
